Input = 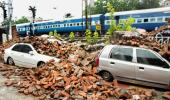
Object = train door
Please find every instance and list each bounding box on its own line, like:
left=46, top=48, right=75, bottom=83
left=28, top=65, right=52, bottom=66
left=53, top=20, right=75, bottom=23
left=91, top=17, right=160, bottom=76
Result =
left=100, top=14, right=105, bottom=35
left=115, top=16, right=120, bottom=25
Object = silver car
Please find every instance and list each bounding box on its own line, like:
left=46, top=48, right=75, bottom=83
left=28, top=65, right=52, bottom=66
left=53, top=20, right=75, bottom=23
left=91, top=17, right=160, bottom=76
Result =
left=96, top=45, right=170, bottom=88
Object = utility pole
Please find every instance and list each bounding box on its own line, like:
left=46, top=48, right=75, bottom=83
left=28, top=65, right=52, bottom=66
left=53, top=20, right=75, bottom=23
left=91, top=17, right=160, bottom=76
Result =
left=8, top=0, right=13, bottom=40
left=85, top=0, right=88, bottom=30
left=0, top=0, right=13, bottom=41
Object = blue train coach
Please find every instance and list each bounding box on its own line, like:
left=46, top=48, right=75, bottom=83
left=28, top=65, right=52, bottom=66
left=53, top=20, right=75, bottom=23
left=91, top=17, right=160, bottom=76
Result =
left=104, top=7, right=170, bottom=31
left=16, top=7, right=170, bottom=36
left=16, top=14, right=104, bottom=36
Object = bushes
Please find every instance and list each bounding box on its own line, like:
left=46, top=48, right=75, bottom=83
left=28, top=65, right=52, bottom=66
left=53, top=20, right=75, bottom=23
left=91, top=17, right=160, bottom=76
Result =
left=48, top=30, right=61, bottom=39
left=69, top=32, right=75, bottom=41
left=85, top=30, right=99, bottom=44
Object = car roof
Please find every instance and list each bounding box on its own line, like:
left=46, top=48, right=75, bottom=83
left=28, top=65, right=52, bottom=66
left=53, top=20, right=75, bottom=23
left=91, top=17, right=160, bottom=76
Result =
left=106, top=45, right=150, bottom=51
left=14, top=43, right=32, bottom=45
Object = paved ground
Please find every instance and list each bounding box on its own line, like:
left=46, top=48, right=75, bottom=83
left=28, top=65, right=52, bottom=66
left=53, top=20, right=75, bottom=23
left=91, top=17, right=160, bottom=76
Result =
left=0, top=64, right=34, bottom=100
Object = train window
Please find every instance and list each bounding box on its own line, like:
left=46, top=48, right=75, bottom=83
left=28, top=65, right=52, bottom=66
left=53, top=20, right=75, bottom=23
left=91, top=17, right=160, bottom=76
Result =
left=157, top=17, right=163, bottom=22
left=150, top=18, right=155, bottom=22
left=144, top=19, right=148, bottom=22
left=137, top=19, right=142, bottom=23
left=73, top=23, right=76, bottom=26
left=58, top=25, right=60, bottom=27
left=67, top=24, right=69, bottom=27
left=80, top=22, right=83, bottom=26
left=77, top=23, right=79, bottom=26
left=108, top=20, right=111, bottom=25
left=70, top=23, right=72, bottom=26
left=64, top=24, right=66, bottom=27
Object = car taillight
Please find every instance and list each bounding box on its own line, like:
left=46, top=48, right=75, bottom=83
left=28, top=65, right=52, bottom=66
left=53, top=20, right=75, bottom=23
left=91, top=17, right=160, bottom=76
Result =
left=95, top=56, right=99, bottom=67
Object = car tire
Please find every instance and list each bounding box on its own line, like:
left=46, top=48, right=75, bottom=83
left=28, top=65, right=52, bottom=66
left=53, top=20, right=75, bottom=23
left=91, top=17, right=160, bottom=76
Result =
left=37, top=61, right=45, bottom=67
left=7, top=57, right=14, bottom=65
left=101, top=71, right=113, bottom=82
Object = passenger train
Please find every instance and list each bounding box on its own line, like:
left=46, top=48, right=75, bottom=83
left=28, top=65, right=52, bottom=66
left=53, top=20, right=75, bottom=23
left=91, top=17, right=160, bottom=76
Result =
left=16, top=7, right=170, bottom=36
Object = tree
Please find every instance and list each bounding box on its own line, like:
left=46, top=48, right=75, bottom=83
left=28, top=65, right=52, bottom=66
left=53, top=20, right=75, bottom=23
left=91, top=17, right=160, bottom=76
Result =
left=88, top=0, right=160, bottom=14
left=13, top=16, right=30, bottom=24
left=137, top=0, right=160, bottom=9
left=29, top=6, right=36, bottom=21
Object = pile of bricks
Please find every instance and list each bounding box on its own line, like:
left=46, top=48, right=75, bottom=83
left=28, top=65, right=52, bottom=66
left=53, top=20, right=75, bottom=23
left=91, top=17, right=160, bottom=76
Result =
left=0, top=61, right=157, bottom=99
left=0, top=36, right=159, bottom=99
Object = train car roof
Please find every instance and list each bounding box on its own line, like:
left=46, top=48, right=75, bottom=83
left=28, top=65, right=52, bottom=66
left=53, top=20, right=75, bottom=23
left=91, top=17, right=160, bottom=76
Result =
left=64, top=14, right=102, bottom=20
left=105, top=7, right=170, bottom=16
left=16, top=14, right=103, bottom=26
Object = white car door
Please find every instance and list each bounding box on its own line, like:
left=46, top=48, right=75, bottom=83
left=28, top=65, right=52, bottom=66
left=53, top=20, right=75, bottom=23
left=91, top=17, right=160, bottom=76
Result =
left=10, top=44, right=24, bottom=66
left=135, top=49, right=170, bottom=86
left=19, top=45, right=37, bottom=68
left=108, top=47, right=136, bottom=81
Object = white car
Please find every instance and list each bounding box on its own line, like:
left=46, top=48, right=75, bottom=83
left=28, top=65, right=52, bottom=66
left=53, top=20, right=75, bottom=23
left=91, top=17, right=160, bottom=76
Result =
left=96, top=45, right=170, bottom=89
left=3, top=43, right=60, bottom=68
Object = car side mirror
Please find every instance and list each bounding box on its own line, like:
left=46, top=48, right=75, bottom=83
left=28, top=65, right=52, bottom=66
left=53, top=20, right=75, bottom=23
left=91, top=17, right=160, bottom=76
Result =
left=29, top=51, right=34, bottom=55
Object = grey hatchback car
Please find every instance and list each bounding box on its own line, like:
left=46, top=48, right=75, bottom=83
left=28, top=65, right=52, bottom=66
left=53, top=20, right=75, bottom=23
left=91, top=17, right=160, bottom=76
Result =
left=96, top=45, right=170, bottom=88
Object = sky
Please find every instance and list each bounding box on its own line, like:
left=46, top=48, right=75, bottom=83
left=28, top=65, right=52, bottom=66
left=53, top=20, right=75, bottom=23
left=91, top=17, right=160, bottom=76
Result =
left=0, top=0, right=87, bottom=22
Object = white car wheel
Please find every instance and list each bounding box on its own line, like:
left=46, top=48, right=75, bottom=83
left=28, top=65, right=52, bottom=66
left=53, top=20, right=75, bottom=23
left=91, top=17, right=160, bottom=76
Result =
left=37, top=62, right=45, bottom=67
left=101, top=71, right=113, bottom=81
left=7, top=57, right=14, bottom=65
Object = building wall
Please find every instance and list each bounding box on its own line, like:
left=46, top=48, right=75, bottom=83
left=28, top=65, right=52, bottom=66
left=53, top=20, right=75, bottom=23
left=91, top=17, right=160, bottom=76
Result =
left=12, top=25, right=19, bottom=41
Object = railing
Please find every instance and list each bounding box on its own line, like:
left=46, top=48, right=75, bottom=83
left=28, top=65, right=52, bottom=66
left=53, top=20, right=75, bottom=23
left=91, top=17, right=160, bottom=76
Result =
left=155, top=33, right=170, bottom=45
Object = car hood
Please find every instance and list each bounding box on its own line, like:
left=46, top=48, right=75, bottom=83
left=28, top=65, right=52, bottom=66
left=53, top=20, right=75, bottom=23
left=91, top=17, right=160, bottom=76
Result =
left=36, top=54, right=60, bottom=63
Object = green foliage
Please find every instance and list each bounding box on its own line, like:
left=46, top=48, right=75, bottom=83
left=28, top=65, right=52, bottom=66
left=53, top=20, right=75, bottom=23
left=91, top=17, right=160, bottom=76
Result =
left=121, top=17, right=135, bottom=31
left=49, top=31, right=53, bottom=37
left=85, top=30, right=100, bottom=44
left=106, top=2, right=116, bottom=38
left=14, top=16, right=30, bottom=25
left=105, top=32, right=112, bottom=44
left=53, top=30, right=61, bottom=39
left=137, top=0, right=160, bottom=9
left=93, top=31, right=99, bottom=43
left=69, top=32, right=75, bottom=41
left=48, top=30, right=61, bottom=39
left=88, top=0, right=160, bottom=15
left=85, top=29, right=93, bottom=44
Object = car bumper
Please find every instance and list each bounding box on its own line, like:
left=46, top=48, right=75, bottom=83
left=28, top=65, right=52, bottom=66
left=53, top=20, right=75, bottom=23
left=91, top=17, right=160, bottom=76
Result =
left=96, top=67, right=102, bottom=74
left=3, top=54, right=7, bottom=63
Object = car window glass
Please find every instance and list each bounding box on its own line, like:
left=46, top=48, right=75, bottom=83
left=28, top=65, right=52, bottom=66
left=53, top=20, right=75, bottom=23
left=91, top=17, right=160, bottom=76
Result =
left=12, top=45, right=22, bottom=52
left=21, top=45, right=33, bottom=53
left=136, top=49, right=169, bottom=68
left=110, top=47, right=133, bottom=62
